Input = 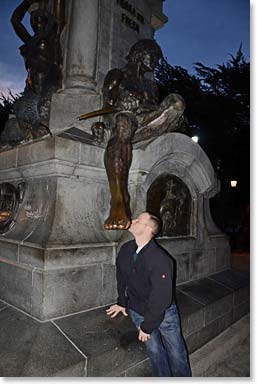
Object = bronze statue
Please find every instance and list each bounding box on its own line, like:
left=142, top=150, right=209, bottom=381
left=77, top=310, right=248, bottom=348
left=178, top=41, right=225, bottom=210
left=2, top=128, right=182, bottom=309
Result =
left=147, top=175, right=192, bottom=237
left=86, top=39, right=185, bottom=230
left=160, top=180, right=177, bottom=236
left=5, top=0, right=64, bottom=143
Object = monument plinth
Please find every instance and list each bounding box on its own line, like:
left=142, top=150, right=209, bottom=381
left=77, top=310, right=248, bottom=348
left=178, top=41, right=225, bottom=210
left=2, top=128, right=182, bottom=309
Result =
left=0, top=0, right=230, bottom=319
left=0, top=130, right=230, bottom=319
left=0, top=0, right=171, bottom=320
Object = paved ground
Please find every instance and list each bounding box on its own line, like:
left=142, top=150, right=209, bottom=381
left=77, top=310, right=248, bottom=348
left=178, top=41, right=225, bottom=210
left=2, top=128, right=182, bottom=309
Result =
left=219, top=250, right=250, bottom=377
left=191, top=249, right=250, bottom=377
left=190, top=313, right=250, bottom=377
left=206, top=330, right=250, bottom=377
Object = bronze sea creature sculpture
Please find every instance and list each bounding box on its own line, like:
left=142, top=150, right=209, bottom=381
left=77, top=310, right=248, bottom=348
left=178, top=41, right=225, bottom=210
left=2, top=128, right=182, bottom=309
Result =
left=1, top=0, right=64, bottom=147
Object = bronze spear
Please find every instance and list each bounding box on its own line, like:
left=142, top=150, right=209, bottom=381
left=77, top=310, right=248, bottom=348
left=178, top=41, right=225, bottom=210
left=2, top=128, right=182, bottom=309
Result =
left=77, top=107, right=117, bottom=121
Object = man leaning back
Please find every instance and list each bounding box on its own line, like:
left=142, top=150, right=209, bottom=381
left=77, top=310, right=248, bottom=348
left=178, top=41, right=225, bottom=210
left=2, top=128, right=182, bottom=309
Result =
left=106, top=211, right=191, bottom=377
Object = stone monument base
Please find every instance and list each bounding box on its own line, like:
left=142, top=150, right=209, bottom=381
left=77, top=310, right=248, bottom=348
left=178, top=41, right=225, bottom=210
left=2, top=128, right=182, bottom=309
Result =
left=0, top=240, right=118, bottom=320
left=0, top=132, right=231, bottom=320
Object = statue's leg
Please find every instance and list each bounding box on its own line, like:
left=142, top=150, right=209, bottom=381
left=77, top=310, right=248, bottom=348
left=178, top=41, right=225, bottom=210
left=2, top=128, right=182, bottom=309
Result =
left=104, top=113, right=136, bottom=230
left=133, top=94, right=185, bottom=143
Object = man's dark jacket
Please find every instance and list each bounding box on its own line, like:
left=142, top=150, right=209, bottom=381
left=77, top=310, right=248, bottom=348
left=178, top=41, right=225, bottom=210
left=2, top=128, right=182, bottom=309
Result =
left=116, top=238, right=175, bottom=334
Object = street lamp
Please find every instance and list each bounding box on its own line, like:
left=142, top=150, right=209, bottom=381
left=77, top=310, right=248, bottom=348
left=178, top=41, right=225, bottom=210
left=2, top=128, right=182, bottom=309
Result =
left=192, top=136, right=199, bottom=143
left=230, top=180, right=238, bottom=188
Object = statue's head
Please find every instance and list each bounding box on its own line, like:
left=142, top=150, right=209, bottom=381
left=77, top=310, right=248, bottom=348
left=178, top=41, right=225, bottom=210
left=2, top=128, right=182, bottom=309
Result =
left=30, top=9, right=48, bottom=34
left=126, top=39, right=163, bottom=72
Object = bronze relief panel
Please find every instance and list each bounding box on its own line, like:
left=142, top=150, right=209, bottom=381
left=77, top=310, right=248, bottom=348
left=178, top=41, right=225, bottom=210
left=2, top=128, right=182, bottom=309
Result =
left=0, top=182, right=25, bottom=233
left=147, top=174, right=191, bottom=237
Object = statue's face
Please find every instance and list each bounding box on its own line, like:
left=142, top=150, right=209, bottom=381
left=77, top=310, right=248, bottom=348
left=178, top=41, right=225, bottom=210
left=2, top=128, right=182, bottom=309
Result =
left=141, top=52, right=159, bottom=72
left=31, top=15, right=47, bottom=34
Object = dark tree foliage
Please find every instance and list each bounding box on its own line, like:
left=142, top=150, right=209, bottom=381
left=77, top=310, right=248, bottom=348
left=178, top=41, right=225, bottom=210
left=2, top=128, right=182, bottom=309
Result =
left=155, top=48, right=249, bottom=245
left=0, top=91, right=19, bottom=135
left=155, top=47, right=250, bottom=201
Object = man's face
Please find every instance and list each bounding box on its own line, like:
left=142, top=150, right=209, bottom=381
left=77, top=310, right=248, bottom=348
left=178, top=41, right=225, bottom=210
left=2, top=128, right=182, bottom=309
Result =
left=128, top=213, right=152, bottom=236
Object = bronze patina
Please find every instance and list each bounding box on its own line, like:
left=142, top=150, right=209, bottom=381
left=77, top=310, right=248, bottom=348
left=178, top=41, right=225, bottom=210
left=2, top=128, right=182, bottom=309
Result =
left=0, top=183, right=25, bottom=233
left=147, top=174, right=192, bottom=237
left=1, top=0, right=65, bottom=147
left=82, top=39, right=185, bottom=230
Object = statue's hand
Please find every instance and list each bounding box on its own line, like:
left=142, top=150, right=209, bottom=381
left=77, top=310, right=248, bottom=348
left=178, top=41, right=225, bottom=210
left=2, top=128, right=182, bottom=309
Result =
left=138, top=103, right=158, bottom=113
left=91, top=122, right=106, bottom=143
left=119, top=91, right=141, bottom=111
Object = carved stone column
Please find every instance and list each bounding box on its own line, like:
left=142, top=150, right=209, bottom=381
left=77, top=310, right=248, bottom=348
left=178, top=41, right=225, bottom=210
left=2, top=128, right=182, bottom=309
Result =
left=64, top=0, right=99, bottom=92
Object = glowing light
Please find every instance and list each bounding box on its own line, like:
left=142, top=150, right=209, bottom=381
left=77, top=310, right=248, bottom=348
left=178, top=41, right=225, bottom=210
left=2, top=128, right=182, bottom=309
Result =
left=230, top=180, right=238, bottom=188
left=192, top=136, right=199, bottom=143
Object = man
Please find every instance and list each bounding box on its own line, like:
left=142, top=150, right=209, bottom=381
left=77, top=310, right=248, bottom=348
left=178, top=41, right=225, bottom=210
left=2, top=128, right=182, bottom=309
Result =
left=106, top=211, right=191, bottom=377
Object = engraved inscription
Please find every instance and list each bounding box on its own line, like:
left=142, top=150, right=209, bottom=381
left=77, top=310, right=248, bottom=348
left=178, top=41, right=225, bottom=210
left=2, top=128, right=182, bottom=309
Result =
left=117, top=0, right=145, bottom=33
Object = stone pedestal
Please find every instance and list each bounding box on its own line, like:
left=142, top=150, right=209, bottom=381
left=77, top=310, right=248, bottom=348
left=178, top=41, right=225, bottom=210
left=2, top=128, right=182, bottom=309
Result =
left=0, top=132, right=230, bottom=320
left=49, top=0, right=168, bottom=136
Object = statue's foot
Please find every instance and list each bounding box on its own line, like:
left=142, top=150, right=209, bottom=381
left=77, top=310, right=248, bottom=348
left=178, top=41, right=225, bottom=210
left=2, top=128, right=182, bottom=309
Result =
left=32, top=126, right=51, bottom=140
left=104, top=209, right=131, bottom=230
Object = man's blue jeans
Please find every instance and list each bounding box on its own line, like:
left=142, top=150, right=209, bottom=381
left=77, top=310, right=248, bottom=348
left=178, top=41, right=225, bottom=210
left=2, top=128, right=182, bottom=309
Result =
left=129, top=304, right=191, bottom=377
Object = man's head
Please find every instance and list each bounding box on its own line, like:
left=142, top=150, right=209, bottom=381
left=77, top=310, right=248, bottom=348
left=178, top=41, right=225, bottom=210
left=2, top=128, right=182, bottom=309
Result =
left=128, top=211, right=162, bottom=239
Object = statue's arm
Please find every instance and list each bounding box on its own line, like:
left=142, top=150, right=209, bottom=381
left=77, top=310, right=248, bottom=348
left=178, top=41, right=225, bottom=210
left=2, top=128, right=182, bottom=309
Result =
left=11, top=0, right=33, bottom=43
left=139, top=80, right=159, bottom=111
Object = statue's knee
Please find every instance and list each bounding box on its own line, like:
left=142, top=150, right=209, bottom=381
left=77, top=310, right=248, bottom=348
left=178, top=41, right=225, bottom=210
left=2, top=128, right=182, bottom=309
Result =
left=163, top=93, right=185, bottom=111
left=115, top=113, right=130, bottom=126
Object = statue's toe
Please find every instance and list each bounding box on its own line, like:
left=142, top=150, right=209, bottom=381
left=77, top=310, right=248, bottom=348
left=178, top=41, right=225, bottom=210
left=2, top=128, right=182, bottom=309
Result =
left=104, top=216, right=131, bottom=230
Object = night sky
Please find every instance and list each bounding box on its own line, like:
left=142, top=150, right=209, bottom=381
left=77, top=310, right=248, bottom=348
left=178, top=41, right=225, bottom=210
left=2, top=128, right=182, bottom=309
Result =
left=0, top=0, right=250, bottom=96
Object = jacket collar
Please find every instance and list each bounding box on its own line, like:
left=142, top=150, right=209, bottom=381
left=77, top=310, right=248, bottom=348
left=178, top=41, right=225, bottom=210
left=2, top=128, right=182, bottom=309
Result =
left=133, top=238, right=156, bottom=254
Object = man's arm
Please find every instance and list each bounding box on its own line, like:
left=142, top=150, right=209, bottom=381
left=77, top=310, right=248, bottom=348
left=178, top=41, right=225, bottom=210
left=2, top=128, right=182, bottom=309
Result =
left=106, top=250, right=128, bottom=318
left=140, top=256, right=174, bottom=334
left=116, top=253, right=128, bottom=308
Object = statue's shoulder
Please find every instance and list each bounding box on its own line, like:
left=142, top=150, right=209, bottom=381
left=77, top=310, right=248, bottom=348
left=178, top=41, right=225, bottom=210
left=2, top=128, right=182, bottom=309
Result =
left=104, top=68, right=123, bottom=85
left=142, top=77, right=158, bottom=89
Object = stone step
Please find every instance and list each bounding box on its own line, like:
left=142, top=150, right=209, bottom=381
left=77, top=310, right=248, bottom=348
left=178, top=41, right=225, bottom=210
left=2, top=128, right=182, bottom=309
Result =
left=0, top=267, right=249, bottom=377
left=190, top=313, right=250, bottom=377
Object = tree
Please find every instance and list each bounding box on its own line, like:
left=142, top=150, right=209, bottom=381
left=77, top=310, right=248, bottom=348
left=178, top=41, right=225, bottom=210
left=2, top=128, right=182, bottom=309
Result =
left=155, top=47, right=249, bottom=199
left=194, top=47, right=249, bottom=181
left=0, top=91, right=19, bottom=135
left=155, top=48, right=250, bottom=246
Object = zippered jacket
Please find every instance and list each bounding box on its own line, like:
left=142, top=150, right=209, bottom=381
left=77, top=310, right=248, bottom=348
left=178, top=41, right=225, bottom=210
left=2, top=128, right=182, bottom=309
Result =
left=116, top=238, right=175, bottom=334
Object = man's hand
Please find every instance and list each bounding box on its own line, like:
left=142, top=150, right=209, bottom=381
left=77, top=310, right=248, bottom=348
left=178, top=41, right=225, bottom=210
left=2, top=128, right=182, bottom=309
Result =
left=106, top=304, right=128, bottom=318
left=138, top=327, right=151, bottom=343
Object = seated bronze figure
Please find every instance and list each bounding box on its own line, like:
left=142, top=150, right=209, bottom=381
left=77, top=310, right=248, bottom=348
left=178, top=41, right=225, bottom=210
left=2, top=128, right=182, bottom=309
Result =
left=88, top=39, right=185, bottom=230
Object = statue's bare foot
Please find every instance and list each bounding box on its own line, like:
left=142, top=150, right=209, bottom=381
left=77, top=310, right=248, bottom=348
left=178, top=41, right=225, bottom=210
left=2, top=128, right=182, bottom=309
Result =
left=104, top=206, right=131, bottom=230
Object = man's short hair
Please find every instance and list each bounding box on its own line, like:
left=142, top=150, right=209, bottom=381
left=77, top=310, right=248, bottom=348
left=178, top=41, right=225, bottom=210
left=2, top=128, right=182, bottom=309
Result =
left=145, top=211, right=162, bottom=236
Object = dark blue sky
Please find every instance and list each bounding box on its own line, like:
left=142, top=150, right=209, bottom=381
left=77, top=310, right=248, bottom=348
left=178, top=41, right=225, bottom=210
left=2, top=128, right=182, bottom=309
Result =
left=0, top=0, right=250, bottom=95
left=156, top=0, right=250, bottom=72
